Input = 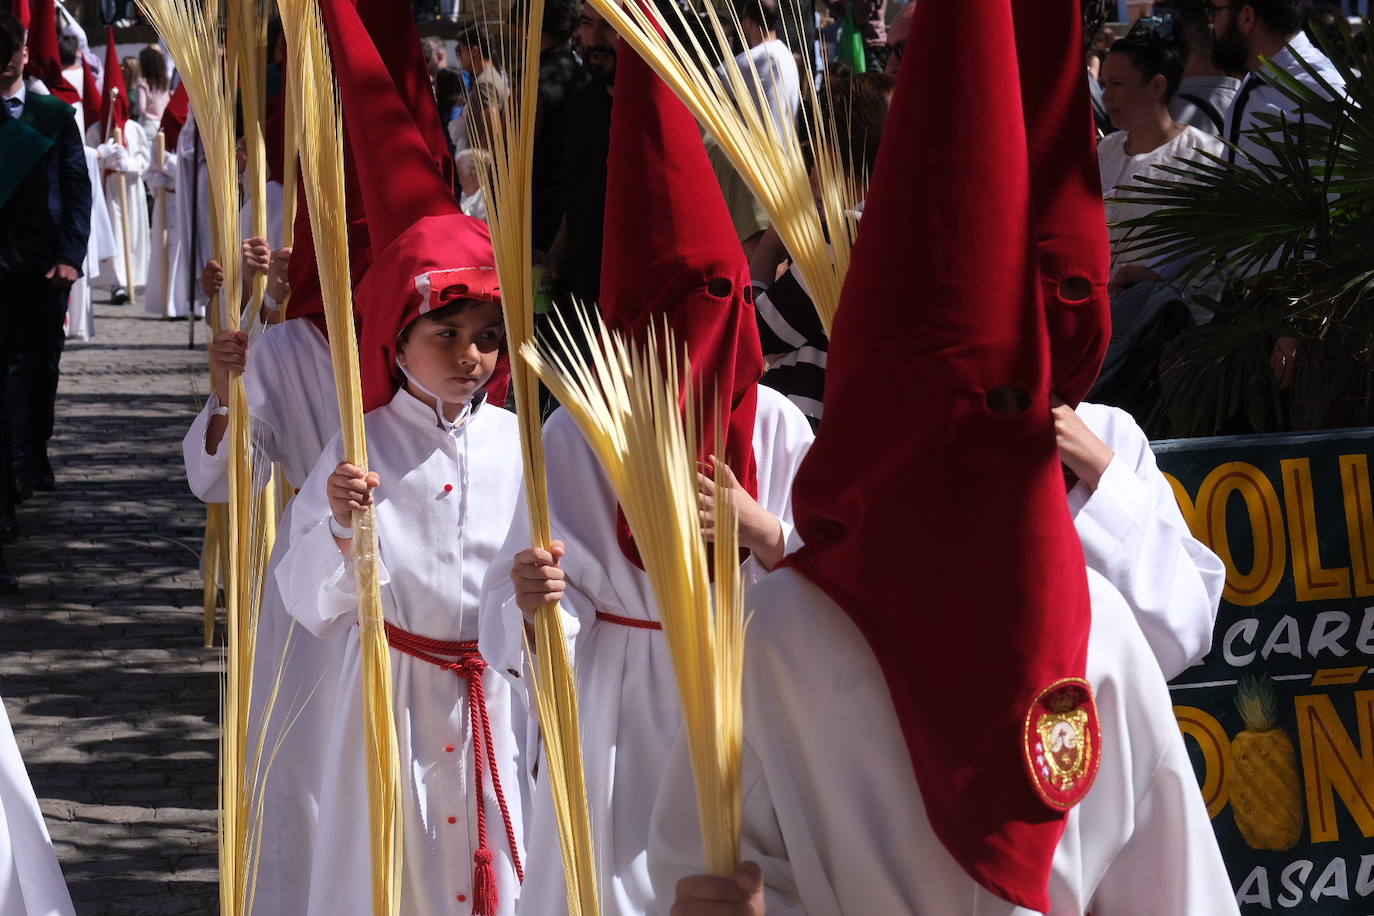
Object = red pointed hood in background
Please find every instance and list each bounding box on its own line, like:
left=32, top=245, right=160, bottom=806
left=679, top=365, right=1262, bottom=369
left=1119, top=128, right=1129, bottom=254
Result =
left=158, top=82, right=188, bottom=147
left=284, top=0, right=454, bottom=330
left=1012, top=0, right=1111, bottom=406
left=23, top=0, right=75, bottom=104
left=781, top=0, right=1108, bottom=910
left=318, top=0, right=505, bottom=413
left=99, top=25, right=128, bottom=141
left=11, top=0, right=28, bottom=29
left=599, top=38, right=763, bottom=565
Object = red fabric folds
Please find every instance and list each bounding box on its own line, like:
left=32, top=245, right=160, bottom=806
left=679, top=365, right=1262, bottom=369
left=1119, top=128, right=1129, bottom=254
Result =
left=159, top=83, right=188, bottom=147
left=99, top=26, right=128, bottom=142
left=23, top=0, right=70, bottom=102
left=599, top=39, right=763, bottom=567
left=318, top=0, right=506, bottom=412
left=780, top=0, right=1107, bottom=910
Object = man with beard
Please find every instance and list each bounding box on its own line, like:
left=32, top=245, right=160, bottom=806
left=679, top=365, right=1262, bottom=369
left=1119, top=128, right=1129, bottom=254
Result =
left=546, top=2, right=616, bottom=311
left=1166, top=0, right=1244, bottom=135
left=1208, top=0, right=1344, bottom=166
left=1108, top=0, right=1343, bottom=294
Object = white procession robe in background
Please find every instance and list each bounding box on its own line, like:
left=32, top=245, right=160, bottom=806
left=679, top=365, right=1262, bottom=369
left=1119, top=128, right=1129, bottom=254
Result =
left=144, top=148, right=179, bottom=318
left=278, top=389, right=529, bottom=916
left=481, top=385, right=814, bottom=916
left=648, top=567, right=1241, bottom=915
left=169, top=112, right=212, bottom=319
left=86, top=120, right=151, bottom=291
left=0, top=697, right=76, bottom=916
left=1073, top=403, right=1225, bottom=679
left=180, top=317, right=341, bottom=916
left=65, top=146, right=117, bottom=341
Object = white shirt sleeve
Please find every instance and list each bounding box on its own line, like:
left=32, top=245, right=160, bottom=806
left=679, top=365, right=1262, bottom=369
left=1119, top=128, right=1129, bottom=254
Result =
left=274, top=437, right=390, bottom=639
left=1071, top=405, right=1225, bottom=679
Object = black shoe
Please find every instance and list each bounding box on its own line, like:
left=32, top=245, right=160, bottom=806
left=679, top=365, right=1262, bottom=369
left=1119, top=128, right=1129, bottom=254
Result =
left=0, top=506, right=17, bottom=542
left=110, top=287, right=130, bottom=305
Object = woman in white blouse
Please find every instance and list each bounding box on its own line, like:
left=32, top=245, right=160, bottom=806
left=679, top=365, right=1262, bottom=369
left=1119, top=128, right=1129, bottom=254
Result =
left=1097, top=22, right=1222, bottom=272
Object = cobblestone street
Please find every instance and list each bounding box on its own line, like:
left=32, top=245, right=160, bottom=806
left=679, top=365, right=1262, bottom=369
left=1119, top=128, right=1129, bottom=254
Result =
left=1, top=302, right=221, bottom=914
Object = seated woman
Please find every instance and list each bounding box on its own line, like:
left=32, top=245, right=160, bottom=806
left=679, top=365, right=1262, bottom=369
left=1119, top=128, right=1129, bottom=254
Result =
left=1096, top=22, right=1222, bottom=274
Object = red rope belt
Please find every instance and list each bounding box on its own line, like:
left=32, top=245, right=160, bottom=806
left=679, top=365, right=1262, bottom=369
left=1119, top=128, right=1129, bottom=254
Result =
left=595, top=610, right=663, bottom=631
left=384, top=622, right=524, bottom=915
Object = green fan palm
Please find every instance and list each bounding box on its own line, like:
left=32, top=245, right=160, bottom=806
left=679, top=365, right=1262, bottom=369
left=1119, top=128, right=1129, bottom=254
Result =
left=1107, top=20, right=1374, bottom=437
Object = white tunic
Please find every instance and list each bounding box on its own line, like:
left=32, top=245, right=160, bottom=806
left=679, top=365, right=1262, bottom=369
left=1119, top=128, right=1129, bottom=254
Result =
left=0, top=697, right=76, bottom=916
left=647, top=567, right=1240, bottom=916
left=278, top=389, right=529, bottom=916
left=169, top=112, right=213, bottom=319
left=180, top=317, right=342, bottom=916
left=482, top=385, right=814, bottom=916
left=86, top=120, right=151, bottom=290
left=143, top=148, right=179, bottom=318
left=1072, top=403, right=1224, bottom=680
left=65, top=146, right=117, bottom=342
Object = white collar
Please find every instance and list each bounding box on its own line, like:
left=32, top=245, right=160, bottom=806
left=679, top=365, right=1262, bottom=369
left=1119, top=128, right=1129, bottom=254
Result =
left=2, top=83, right=26, bottom=105
left=391, top=383, right=477, bottom=434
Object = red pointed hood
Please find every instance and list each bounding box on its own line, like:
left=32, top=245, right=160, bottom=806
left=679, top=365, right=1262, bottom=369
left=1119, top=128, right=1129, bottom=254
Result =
left=23, top=0, right=71, bottom=102
left=159, top=82, right=189, bottom=147
left=600, top=38, right=763, bottom=564
left=781, top=0, right=1105, bottom=910
left=319, top=0, right=505, bottom=413
left=12, top=0, right=29, bottom=29
left=1012, top=0, right=1111, bottom=406
left=99, top=26, right=128, bottom=141
left=355, top=0, right=454, bottom=188
left=284, top=0, right=450, bottom=331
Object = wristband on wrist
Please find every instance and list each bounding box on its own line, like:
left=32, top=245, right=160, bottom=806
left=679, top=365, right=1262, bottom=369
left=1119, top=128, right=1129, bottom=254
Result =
left=206, top=391, right=230, bottom=417
left=329, top=515, right=355, bottom=539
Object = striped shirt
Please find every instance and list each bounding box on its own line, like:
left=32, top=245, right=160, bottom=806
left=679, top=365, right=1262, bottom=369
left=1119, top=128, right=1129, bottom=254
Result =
left=754, top=268, right=827, bottom=429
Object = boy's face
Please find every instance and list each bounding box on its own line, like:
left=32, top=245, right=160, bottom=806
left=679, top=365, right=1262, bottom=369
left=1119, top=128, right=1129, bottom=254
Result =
left=1, top=43, right=27, bottom=94
left=398, top=299, right=505, bottom=405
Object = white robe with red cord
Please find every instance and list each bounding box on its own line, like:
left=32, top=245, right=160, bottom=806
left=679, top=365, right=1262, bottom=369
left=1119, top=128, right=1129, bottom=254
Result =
left=647, top=566, right=1240, bottom=915
left=86, top=120, right=150, bottom=291
left=180, top=316, right=343, bottom=916
left=480, top=384, right=815, bottom=916
left=278, top=389, right=529, bottom=916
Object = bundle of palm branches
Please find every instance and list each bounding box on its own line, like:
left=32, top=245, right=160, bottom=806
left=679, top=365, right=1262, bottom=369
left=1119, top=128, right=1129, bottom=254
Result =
left=1111, top=20, right=1374, bottom=436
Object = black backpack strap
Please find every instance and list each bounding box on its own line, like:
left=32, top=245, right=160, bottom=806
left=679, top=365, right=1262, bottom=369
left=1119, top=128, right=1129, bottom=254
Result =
left=1177, top=92, right=1224, bottom=134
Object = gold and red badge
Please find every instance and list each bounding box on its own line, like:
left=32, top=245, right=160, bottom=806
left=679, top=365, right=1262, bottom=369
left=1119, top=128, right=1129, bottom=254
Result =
left=1023, top=678, right=1100, bottom=810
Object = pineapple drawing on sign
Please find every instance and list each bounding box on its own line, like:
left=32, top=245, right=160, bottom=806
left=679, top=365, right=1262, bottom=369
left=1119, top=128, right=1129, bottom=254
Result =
left=1230, top=676, right=1304, bottom=851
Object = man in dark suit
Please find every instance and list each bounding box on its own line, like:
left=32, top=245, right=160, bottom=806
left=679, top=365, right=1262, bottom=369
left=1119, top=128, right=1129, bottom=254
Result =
left=0, top=11, right=92, bottom=592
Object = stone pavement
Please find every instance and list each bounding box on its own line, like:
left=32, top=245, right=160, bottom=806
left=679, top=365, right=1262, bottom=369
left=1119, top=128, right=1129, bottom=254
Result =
left=1, top=303, right=221, bottom=914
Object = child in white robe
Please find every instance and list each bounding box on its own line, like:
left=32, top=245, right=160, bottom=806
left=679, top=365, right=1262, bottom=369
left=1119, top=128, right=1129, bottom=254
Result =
left=142, top=145, right=179, bottom=318
left=65, top=144, right=116, bottom=341
left=479, top=41, right=815, bottom=916
left=0, top=694, right=76, bottom=916
left=277, top=294, right=526, bottom=916
left=652, top=0, right=1237, bottom=910
left=86, top=119, right=150, bottom=296
left=170, top=109, right=212, bottom=319
left=181, top=244, right=346, bottom=916
left=649, top=567, right=1240, bottom=916
left=1061, top=402, right=1226, bottom=679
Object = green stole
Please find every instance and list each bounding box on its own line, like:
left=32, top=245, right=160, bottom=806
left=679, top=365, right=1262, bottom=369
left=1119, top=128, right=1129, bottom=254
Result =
left=0, top=92, right=76, bottom=210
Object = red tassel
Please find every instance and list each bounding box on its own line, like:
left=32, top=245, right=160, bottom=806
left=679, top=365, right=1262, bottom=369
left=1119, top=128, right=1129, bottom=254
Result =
left=471, top=848, right=499, bottom=915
